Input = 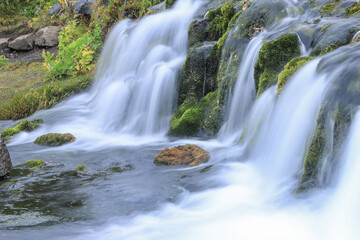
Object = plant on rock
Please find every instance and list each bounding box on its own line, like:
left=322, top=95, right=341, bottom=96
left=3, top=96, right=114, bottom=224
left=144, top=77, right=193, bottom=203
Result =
left=34, top=133, right=76, bottom=146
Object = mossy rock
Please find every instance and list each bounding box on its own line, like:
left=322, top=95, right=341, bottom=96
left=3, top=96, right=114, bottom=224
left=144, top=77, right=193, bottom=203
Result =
left=347, top=2, right=360, bottom=16
left=254, top=34, right=300, bottom=96
left=178, top=42, right=218, bottom=105
left=34, top=133, right=76, bottom=146
left=154, top=144, right=209, bottom=167
left=1, top=119, right=43, bottom=141
left=277, top=57, right=315, bottom=95
left=74, top=165, right=86, bottom=171
left=170, top=91, right=222, bottom=137
left=24, top=159, right=46, bottom=169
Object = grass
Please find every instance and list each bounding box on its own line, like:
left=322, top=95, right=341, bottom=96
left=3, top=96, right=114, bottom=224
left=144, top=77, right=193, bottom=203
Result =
left=0, top=62, right=92, bottom=120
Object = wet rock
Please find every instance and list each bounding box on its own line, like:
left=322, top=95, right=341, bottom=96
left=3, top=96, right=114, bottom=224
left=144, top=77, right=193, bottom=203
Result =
left=8, top=34, right=35, bottom=51
left=34, top=26, right=61, bottom=47
left=75, top=0, right=96, bottom=15
left=178, top=42, right=217, bottom=105
left=0, top=134, right=12, bottom=177
left=1, top=119, right=43, bottom=141
left=0, top=38, right=9, bottom=51
left=188, top=19, right=211, bottom=47
left=48, top=2, right=63, bottom=16
left=34, top=133, right=76, bottom=146
left=154, top=144, right=209, bottom=167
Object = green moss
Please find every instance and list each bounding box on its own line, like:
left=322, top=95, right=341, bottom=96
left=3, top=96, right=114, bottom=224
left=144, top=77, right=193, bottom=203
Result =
left=321, top=1, right=341, bottom=16
left=34, top=133, right=76, bottom=146
left=24, top=159, right=46, bottom=169
left=298, top=107, right=328, bottom=192
left=321, top=24, right=332, bottom=32
left=200, top=165, right=213, bottom=173
left=277, top=57, right=315, bottom=95
left=255, top=34, right=300, bottom=96
left=207, top=2, right=236, bottom=41
left=165, top=0, right=176, bottom=9
left=346, top=2, right=360, bottom=16
left=321, top=42, right=342, bottom=55
left=1, top=119, right=43, bottom=139
left=75, top=165, right=86, bottom=171
left=333, top=106, right=353, bottom=151
left=170, top=91, right=221, bottom=137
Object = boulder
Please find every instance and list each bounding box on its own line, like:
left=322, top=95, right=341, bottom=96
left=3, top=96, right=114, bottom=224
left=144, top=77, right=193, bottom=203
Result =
left=154, top=144, right=209, bottom=167
left=34, top=26, right=61, bottom=47
left=0, top=134, right=12, bottom=177
left=8, top=34, right=34, bottom=51
left=48, top=2, right=63, bottom=16
left=188, top=19, right=211, bottom=47
left=0, top=38, right=9, bottom=51
left=75, top=0, right=96, bottom=15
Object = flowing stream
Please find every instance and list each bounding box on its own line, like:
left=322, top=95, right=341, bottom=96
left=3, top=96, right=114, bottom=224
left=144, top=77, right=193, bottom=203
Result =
left=2, top=0, right=360, bottom=239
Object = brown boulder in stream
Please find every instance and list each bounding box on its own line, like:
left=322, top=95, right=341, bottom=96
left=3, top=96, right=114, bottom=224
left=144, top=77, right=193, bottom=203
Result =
left=154, top=144, right=209, bottom=167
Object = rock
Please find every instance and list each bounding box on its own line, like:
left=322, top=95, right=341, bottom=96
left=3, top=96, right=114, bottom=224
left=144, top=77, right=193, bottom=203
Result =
left=34, top=133, right=76, bottom=146
left=254, top=34, right=300, bottom=96
left=154, top=144, right=209, bottom=167
left=0, top=38, right=9, bottom=51
left=188, top=19, right=211, bottom=47
left=1, top=119, right=43, bottom=141
left=8, top=34, right=34, bottom=51
left=34, top=26, right=61, bottom=47
left=178, top=42, right=217, bottom=105
left=48, top=2, right=63, bottom=16
left=0, top=134, right=12, bottom=177
left=75, top=0, right=96, bottom=15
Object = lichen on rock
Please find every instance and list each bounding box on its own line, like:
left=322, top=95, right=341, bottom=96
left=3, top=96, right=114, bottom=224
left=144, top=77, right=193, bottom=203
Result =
left=154, top=144, right=209, bottom=167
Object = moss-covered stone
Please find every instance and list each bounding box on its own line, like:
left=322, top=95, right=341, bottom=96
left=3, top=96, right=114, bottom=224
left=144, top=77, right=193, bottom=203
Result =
left=298, top=106, right=329, bottom=192
left=154, top=144, right=209, bottom=167
left=178, top=42, right=218, bottom=105
left=24, top=159, right=45, bottom=169
left=1, top=119, right=43, bottom=140
left=321, top=24, right=333, bottom=32
left=321, top=1, right=341, bottom=16
left=34, top=133, right=76, bottom=146
left=170, top=91, right=222, bottom=137
left=347, top=2, right=360, bottom=16
left=254, top=34, right=300, bottom=96
left=277, top=57, right=315, bottom=95
left=207, top=2, right=236, bottom=41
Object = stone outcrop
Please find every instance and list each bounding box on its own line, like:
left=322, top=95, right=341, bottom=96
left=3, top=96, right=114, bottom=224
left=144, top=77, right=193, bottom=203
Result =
left=9, top=34, right=34, bottom=51
left=0, top=134, right=12, bottom=177
left=34, top=133, right=76, bottom=146
left=154, top=144, right=209, bottom=167
left=34, top=26, right=61, bottom=47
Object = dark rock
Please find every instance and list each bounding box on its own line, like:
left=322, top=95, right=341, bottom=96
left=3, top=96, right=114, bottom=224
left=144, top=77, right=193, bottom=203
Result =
left=188, top=19, right=211, bottom=47
left=75, top=0, right=96, bottom=15
left=34, top=26, right=61, bottom=47
left=0, top=134, right=12, bottom=177
left=154, top=144, right=209, bottom=167
left=48, top=2, right=63, bottom=16
left=0, top=38, right=9, bottom=51
left=8, top=34, right=34, bottom=51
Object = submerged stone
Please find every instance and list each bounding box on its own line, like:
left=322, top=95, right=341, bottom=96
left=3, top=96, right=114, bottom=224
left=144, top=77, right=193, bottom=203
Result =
left=34, top=133, right=76, bottom=146
left=154, top=144, right=209, bottom=167
left=0, top=134, right=12, bottom=177
left=24, top=159, right=46, bottom=169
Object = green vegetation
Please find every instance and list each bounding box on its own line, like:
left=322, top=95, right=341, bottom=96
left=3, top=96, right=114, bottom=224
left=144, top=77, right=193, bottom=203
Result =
left=1, top=119, right=43, bottom=139
left=207, top=2, right=236, bottom=41
left=0, top=73, right=91, bottom=120
left=321, top=24, right=332, bottom=32
left=75, top=165, right=86, bottom=171
left=277, top=57, right=315, bottom=95
left=254, top=34, right=300, bottom=96
left=298, top=107, right=328, bottom=192
left=346, top=2, right=360, bottom=16
left=165, top=0, right=176, bottom=9
left=170, top=91, right=221, bottom=136
left=200, top=165, right=213, bottom=173
left=321, top=0, right=341, bottom=16
left=24, top=159, right=46, bottom=169
left=34, top=133, right=76, bottom=146
left=0, top=55, right=10, bottom=70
